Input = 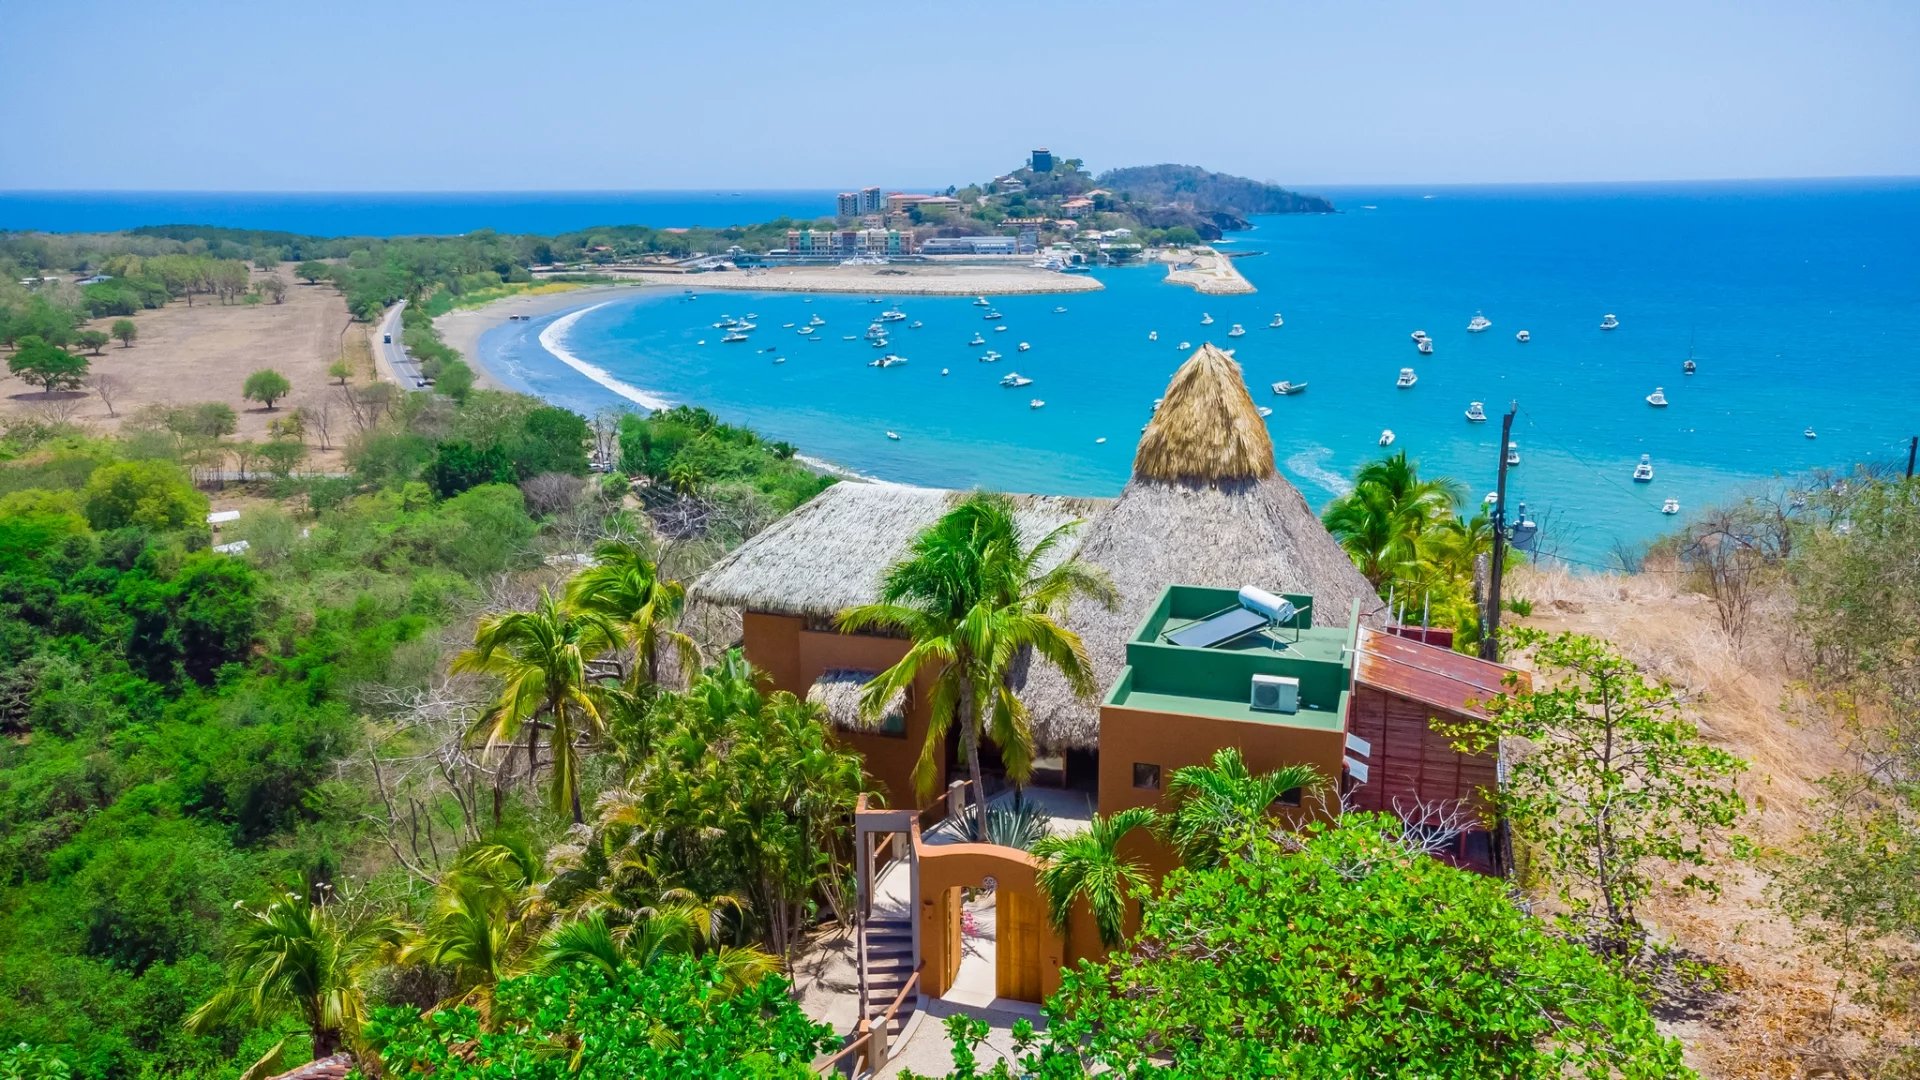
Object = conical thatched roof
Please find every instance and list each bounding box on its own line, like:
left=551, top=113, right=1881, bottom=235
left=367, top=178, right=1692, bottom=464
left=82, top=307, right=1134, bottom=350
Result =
left=1016, top=344, right=1382, bottom=750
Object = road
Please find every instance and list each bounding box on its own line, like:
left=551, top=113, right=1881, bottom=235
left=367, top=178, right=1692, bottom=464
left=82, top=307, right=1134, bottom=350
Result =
left=375, top=300, right=428, bottom=389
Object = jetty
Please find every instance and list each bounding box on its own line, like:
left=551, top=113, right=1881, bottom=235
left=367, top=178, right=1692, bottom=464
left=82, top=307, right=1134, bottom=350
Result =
left=1158, top=246, right=1256, bottom=294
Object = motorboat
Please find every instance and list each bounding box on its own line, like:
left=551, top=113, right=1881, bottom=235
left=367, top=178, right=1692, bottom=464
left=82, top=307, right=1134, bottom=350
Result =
left=1000, top=372, right=1033, bottom=387
left=722, top=332, right=749, bottom=343
left=995, top=325, right=1010, bottom=332
left=886, top=431, right=900, bottom=441
left=1029, top=398, right=1046, bottom=409
left=1256, top=406, right=1273, bottom=418
left=1465, top=400, right=1489, bottom=423
left=1227, top=324, right=1246, bottom=338
left=973, top=296, right=990, bottom=306
left=1515, top=330, right=1531, bottom=343
left=1467, top=312, right=1492, bottom=333
left=1804, top=426, right=1818, bottom=439
left=867, top=298, right=882, bottom=304
left=808, top=314, right=826, bottom=325
left=1633, top=454, right=1654, bottom=482
left=1396, top=367, right=1418, bottom=389
left=940, top=368, right=949, bottom=376
left=1200, top=313, right=1214, bottom=325
left=1269, top=314, right=1284, bottom=328
left=868, top=354, right=908, bottom=368
left=1379, top=429, right=1395, bottom=447
left=1148, top=330, right=1158, bottom=341
left=1662, top=498, right=1681, bottom=515
left=1646, top=387, right=1669, bottom=407
left=969, top=333, right=986, bottom=346
left=880, top=309, right=907, bottom=322
left=1095, top=437, right=1107, bottom=444
left=909, top=320, right=924, bottom=329
left=797, top=326, right=814, bottom=335
left=696, top=339, right=706, bottom=345
left=1483, top=491, right=1500, bottom=506
left=1411, top=330, right=1429, bottom=342
left=782, top=322, right=795, bottom=328
left=1506, top=442, right=1521, bottom=466
left=1271, top=380, right=1308, bottom=395
left=870, top=338, right=889, bottom=348
left=1601, top=313, right=1620, bottom=330
left=1053, top=306, right=1067, bottom=314
left=842, top=335, right=858, bottom=341
left=733, top=321, right=757, bottom=331
left=865, top=323, right=887, bottom=339
left=1417, top=339, right=1434, bottom=355
left=984, top=310, right=1003, bottom=320
left=1178, top=341, right=1192, bottom=350
left=1683, top=358, right=1697, bottom=375
left=1017, top=342, right=1031, bottom=352
left=746, top=313, right=757, bottom=319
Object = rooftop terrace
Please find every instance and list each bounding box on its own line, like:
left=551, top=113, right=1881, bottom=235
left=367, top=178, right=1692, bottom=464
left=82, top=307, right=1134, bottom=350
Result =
left=1104, top=585, right=1359, bottom=730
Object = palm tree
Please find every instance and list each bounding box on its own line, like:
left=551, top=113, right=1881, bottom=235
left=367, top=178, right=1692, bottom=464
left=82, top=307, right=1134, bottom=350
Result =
left=1031, top=806, right=1159, bottom=949
left=186, top=891, right=404, bottom=1058
left=400, top=841, right=551, bottom=1023
left=837, top=493, right=1116, bottom=820
left=564, top=537, right=699, bottom=691
left=1164, top=749, right=1323, bottom=869
left=1323, top=451, right=1466, bottom=589
left=540, top=907, right=779, bottom=997
left=451, top=590, right=619, bottom=823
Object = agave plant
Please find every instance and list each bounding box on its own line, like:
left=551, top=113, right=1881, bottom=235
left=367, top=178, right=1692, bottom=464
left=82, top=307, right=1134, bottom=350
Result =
left=961, top=795, right=1055, bottom=851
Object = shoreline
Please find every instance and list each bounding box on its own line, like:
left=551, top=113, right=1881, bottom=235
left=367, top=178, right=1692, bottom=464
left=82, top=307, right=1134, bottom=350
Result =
left=434, top=283, right=661, bottom=390
left=1158, top=246, right=1257, bottom=294
left=535, top=261, right=1103, bottom=297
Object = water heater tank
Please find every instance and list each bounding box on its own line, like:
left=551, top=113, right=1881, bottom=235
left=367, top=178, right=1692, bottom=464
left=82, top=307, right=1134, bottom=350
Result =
left=1238, top=586, right=1289, bottom=621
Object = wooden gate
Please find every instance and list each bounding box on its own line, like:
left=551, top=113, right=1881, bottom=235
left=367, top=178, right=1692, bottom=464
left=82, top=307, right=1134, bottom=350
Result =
left=941, top=886, right=962, bottom=990
left=995, top=890, right=1046, bottom=1002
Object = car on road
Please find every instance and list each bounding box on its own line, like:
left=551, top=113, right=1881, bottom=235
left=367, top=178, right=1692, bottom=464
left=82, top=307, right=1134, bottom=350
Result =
left=383, top=333, right=392, bottom=343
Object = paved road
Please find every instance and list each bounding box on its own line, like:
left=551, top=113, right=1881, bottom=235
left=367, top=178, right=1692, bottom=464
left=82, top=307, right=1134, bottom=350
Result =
left=375, top=300, right=428, bottom=389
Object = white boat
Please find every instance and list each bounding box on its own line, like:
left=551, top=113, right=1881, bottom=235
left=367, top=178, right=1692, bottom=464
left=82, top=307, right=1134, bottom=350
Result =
left=909, top=320, right=923, bottom=329
left=868, top=354, right=908, bottom=368
left=886, top=431, right=900, bottom=441
left=1269, top=314, right=1284, bottom=328
left=1646, top=387, right=1669, bottom=407
left=1506, top=441, right=1520, bottom=466
left=808, top=314, right=826, bottom=325
left=842, top=335, right=858, bottom=341
left=1271, top=380, right=1308, bottom=395
left=1601, top=313, right=1620, bottom=331
left=1200, top=313, right=1214, bottom=325
left=1804, top=426, right=1817, bottom=439
left=1396, top=367, right=1418, bottom=389
left=1515, top=330, right=1531, bottom=343
left=1379, top=429, right=1395, bottom=447
left=1178, top=341, right=1191, bottom=350
left=772, top=357, right=786, bottom=364
left=1256, top=406, right=1273, bottom=418
left=865, top=323, right=887, bottom=339
left=1411, top=330, right=1429, bottom=342
left=733, top=321, right=756, bottom=331
left=880, top=309, right=907, bottom=322
left=984, top=310, right=1003, bottom=320
left=995, top=325, right=1009, bottom=332
left=722, top=332, right=749, bottom=343
left=1483, top=491, right=1500, bottom=506
left=1683, top=358, right=1697, bottom=375
left=1662, top=498, right=1680, bottom=515
left=1633, top=454, right=1654, bottom=482
left=1053, top=306, right=1067, bottom=314
left=782, top=322, right=795, bottom=328
left=746, top=313, right=757, bottom=319
left=940, top=368, right=949, bottom=376
left=973, top=296, right=990, bottom=306
left=697, top=339, right=706, bottom=345
left=1467, top=312, right=1492, bottom=333
left=1000, top=372, right=1033, bottom=387
left=796, top=326, right=814, bottom=335
left=1417, top=339, right=1433, bottom=355
left=1226, top=324, right=1246, bottom=338
left=1029, top=398, right=1045, bottom=409
left=1465, top=401, right=1488, bottom=423
left=1017, top=342, right=1030, bottom=352
left=1095, top=437, right=1107, bottom=444
left=1148, top=330, right=1158, bottom=341
left=968, top=333, right=986, bottom=346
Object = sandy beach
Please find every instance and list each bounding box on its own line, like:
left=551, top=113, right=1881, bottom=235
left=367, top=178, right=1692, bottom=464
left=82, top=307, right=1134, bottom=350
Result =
left=434, top=284, right=659, bottom=390
left=537, top=261, right=1103, bottom=297
left=1158, top=247, right=1256, bottom=294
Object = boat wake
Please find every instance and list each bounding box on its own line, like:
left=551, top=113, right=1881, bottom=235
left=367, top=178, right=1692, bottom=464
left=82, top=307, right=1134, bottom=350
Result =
left=1286, top=447, right=1351, bottom=499
left=538, top=303, right=676, bottom=412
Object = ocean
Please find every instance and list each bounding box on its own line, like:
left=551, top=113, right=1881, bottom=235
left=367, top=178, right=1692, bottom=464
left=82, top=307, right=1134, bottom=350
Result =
left=474, top=178, right=1920, bottom=566
left=0, top=190, right=840, bottom=236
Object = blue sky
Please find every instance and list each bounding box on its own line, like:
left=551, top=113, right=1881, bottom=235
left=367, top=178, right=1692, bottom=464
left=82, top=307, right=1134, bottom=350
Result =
left=3, top=0, right=1916, bottom=191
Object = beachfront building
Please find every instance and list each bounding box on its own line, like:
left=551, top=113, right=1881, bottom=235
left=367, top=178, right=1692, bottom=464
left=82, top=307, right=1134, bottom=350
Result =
left=856, top=228, right=910, bottom=257
left=917, top=235, right=1019, bottom=255
left=836, top=192, right=860, bottom=217
left=860, top=186, right=884, bottom=214
left=695, top=347, right=1516, bottom=1053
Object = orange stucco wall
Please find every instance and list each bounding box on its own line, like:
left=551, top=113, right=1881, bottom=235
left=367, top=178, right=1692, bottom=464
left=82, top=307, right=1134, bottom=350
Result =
left=913, top=840, right=1105, bottom=1001
left=741, top=610, right=947, bottom=810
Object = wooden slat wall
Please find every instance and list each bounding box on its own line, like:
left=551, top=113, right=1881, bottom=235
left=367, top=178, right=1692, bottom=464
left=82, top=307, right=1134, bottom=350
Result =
left=996, top=891, right=1046, bottom=1002
left=1346, top=685, right=1496, bottom=819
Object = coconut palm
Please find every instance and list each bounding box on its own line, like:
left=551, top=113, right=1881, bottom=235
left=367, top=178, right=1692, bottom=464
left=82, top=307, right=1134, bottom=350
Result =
left=1164, top=749, right=1323, bottom=869
left=1031, top=805, right=1159, bottom=949
left=452, top=590, right=619, bottom=823
left=1322, top=451, right=1464, bottom=588
left=838, top=493, right=1116, bottom=821
left=564, top=538, right=699, bottom=691
left=540, top=907, right=779, bottom=997
left=186, top=891, right=404, bottom=1057
left=401, top=841, right=552, bottom=1022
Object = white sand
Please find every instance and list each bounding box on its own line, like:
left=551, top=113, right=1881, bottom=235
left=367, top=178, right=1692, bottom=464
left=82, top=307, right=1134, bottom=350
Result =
left=1159, top=246, right=1257, bottom=294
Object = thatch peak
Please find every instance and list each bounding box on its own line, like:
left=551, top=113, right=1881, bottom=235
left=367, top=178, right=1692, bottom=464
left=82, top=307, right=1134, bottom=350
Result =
left=1132, top=343, right=1276, bottom=486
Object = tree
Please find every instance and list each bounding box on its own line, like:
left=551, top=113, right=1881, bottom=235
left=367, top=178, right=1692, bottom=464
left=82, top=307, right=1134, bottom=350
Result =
left=295, top=261, right=328, bottom=285
left=259, top=276, right=288, bottom=304
left=7, top=336, right=89, bottom=395
left=1163, top=748, right=1322, bottom=869
left=838, top=493, right=1115, bottom=819
left=186, top=891, right=404, bottom=1059
left=923, top=816, right=1693, bottom=1078
left=403, top=845, right=549, bottom=1021
left=1439, top=629, right=1747, bottom=961
left=90, top=372, right=128, bottom=417
left=327, top=357, right=352, bottom=386
left=451, top=591, right=618, bottom=823
left=259, top=438, right=307, bottom=480
left=1322, top=450, right=1463, bottom=588
left=437, top=358, right=476, bottom=402
left=243, top=368, right=292, bottom=410
left=82, top=459, right=207, bottom=531
left=111, top=318, right=138, bottom=347
left=1031, top=806, right=1158, bottom=949
left=564, top=538, right=697, bottom=690
left=539, top=908, right=779, bottom=995
left=75, top=330, right=110, bottom=355
left=362, top=955, right=833, bottom=1080
left=427, top=440, right=515, bottom=498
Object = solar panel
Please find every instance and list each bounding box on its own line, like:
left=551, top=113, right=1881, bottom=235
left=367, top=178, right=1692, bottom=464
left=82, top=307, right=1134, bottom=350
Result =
left=1165, top=607, right=1268, bottom=649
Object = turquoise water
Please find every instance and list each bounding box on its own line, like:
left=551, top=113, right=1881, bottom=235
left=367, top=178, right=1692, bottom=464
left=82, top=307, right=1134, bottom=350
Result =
left=482, top=179, right=1920, bottom=564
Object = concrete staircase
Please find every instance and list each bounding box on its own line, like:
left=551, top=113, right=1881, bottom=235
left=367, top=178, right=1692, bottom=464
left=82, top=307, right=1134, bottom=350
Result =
left=860, top=915, right=918, bottom=1040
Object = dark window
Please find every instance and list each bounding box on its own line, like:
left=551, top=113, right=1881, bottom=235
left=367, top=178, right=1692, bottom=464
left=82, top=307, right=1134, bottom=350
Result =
left=1273, top=786, right=1304, bottom=808
left=1132, top=762, right=1161, bottom=790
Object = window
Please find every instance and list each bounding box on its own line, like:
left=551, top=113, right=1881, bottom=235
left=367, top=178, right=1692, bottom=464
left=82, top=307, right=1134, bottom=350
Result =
left=1132, top=762, right=1161, bottom=791
left=1273, top=786, right=1304, bottom=808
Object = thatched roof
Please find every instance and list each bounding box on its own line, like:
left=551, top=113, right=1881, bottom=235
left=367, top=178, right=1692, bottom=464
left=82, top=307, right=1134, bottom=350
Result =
left=807, top=669, right=906, bottom=730
left=691, top=483, right=1107, bottom=619
left=1013, top=346, right=1383, bottom=749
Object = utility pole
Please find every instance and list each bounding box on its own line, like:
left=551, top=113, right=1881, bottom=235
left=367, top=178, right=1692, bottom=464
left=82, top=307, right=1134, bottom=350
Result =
left=1907, top=435, right=1917, bottom=480
left=1480, top=401, right=1518, bottom=662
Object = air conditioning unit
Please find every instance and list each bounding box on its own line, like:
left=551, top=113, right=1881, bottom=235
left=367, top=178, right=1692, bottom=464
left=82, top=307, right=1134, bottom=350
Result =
left=1249, top=673, right=1300, bottom=714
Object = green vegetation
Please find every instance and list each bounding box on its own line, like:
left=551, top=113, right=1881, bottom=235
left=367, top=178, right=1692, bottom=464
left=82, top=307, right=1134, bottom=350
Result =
left=1031, top=807, right=1158, bottom=949
left=1162, top=748, right=1322, bottom=869
left=109, top=319, right=136, bottom=347
left=1096, top=163, right=1337, bottom=216
left=615, top=405, right=831, bottom=514
left=241, top=369, right=291, bottom=410
left=6, top=337, right=88, bottom=394
left=838, top=492, right=1115, bottom=815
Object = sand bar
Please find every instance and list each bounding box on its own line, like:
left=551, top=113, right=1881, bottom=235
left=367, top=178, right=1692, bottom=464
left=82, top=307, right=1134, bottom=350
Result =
left=1159, top=246, right=1256, bottom=294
